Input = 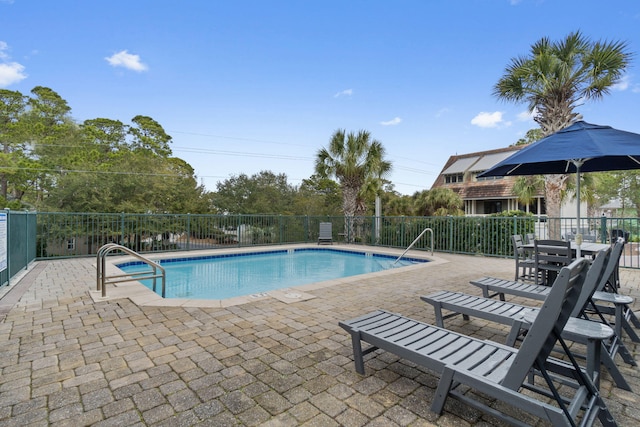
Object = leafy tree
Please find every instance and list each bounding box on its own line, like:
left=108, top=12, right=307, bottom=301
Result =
left=596, top=172, right=640, bottom=217
left=129, top=115, right=172, bottom=157
left=42, top=116, right=208, bottom=214
left=0, top=89, right=28, bottom=201
left=494, top=31, right=632, bottom=238
left=212, top=170, right=296, bottom=215
left=315, top=129, right=392, bottom=241
left=512, top=128, right=543, bottom=146
left=413, top=188, right=463, bottom=216
left=293, top=174, right=342, bottom=216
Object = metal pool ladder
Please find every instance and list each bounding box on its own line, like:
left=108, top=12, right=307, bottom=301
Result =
left=393, top=228, right=433, bottom=265
left=96, top=243, right=166, bottom=298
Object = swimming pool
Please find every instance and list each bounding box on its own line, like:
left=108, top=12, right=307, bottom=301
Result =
left=117, top=247, right=427, bottom=300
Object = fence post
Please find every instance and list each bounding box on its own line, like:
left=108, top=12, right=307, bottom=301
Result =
left=4, top=209, right=9, bottom=287
left=25, top=210, right=30, bottom=271
left=448, top=215, right=454, bottom=253
left=186, top=213, right=191, bottom=250
left=120, top=212, right=125, bottom=246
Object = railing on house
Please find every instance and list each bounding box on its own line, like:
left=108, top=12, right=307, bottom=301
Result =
left=31, top=212, right=640, bottom=269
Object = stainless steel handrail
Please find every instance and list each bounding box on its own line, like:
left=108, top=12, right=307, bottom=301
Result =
left=96, top=243, right=166, bottom=298
left=393, top=227, right=434, bottom=265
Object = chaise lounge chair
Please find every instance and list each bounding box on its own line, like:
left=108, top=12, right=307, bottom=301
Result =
left=340, top=258, right=618, bottom=426
left=471, top=241, right=624, bottom=302
left=318, top=222, right=333, bottom=245
left=468, top=240, right=638, bottom=365
left=421, top=247, right=633, bottom=390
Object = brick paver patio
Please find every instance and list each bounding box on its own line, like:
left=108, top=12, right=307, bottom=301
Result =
left=0, top=249, right=638, bottom=426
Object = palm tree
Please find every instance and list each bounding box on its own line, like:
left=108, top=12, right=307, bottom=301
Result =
left=315, top=129, right=391, bottom=242
left=494, top=31, right=632, bottom=238
left=512, top=175, right=544, bottom=213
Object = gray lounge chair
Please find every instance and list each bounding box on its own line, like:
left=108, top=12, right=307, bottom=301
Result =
left=469, top=241, right=638, bottom=365
left=422, top=248, right=633, bottom=390
left=340, top=258, right=617, bottom=426
left=472, top=241, right=624, bottom=302
left=318, top=222, right=333, bottom=245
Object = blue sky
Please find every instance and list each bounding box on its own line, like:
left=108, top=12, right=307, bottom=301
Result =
left=1, top=0, right=639, bottom=195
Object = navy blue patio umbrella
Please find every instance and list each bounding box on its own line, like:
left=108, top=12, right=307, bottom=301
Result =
left=479, top=120, right=640, bottom=257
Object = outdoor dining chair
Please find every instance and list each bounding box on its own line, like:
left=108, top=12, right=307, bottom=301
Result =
left=512, top=234, right=535, bottom=281
left=534, top=239, right=572, bottom=285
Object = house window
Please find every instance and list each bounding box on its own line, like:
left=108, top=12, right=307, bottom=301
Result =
left=483, top=200, right=502, bottom=214
left=476, top=174, right=502, bottom=181
left=67, top=239, right=76, bottom=250
left=445, top=173, right=464, bottom=184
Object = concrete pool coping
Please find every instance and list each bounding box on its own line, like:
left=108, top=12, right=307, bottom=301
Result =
left=93, top=244, right=447, bottom=308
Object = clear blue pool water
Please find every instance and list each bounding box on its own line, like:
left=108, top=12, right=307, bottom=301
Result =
left=117, top=248, right=426, bottom=299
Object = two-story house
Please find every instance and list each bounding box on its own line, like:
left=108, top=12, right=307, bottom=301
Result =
left=431, top=146, right=546, bottom=215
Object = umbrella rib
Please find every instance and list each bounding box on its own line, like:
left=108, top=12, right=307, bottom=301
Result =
left=628, top=156, right=640, bottom=166
left=507, top=164, right=522, bottom=174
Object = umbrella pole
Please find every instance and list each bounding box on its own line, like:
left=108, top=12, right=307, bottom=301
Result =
left=574, top=161, right=583, bottom=258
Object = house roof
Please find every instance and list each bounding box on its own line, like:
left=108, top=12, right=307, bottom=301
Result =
left=442, top=156, right=479, bottom=174
left=468, top=150, right=517, bottom=172
left=432, top=145, right=544, bottom=200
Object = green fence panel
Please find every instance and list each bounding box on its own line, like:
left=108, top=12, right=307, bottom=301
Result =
left=0, top=211, right=37, bottom=287
left=28, top=211, right=640, bottom=269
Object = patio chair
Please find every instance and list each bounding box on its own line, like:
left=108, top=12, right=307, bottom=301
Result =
left=340, top=258, right=618, bottom=426
left=534, top=239, right=572, bottom=285
left=422, top=248, right=633, bottom=390
left=318, top=222, right=333, bottom=245
left=468, top=241, right=637, bottom=365
left=512, top=234, right=536, bottom=281
left=471, top=240, right=625, bottom=302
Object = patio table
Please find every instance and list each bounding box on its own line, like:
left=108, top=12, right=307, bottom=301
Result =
left=522, top=242, right=610, bottom=258
left=522, top=241, right=610, bottom=285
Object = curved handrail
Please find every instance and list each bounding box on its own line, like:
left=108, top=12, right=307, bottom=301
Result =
left=96, top=244, right=166, bottom=298
left=393, top=227, right=434, bottom=265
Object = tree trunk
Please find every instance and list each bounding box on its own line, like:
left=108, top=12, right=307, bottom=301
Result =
left=544, top=174, right=568, bottom=239
left=342, top=186, right=359, bottom=242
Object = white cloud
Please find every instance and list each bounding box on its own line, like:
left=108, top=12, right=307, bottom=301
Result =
left=105, top=50, right=148, bottom=72
left=0, top=41, right=27, bottom=87
left=517, top=110, right=535, bottom=122
left=0, top=41, right=8, bottom=59
left=334, top=88, right=353, bottom=98
left=380, top=117, right=402, bottom=126
left=471, top=111, right=507, bottom=128
left=612, top=75, right=630, bottom=91
left=435, top=107, right=451, bottom=117
left=0, top=62, right=26, bottom=86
